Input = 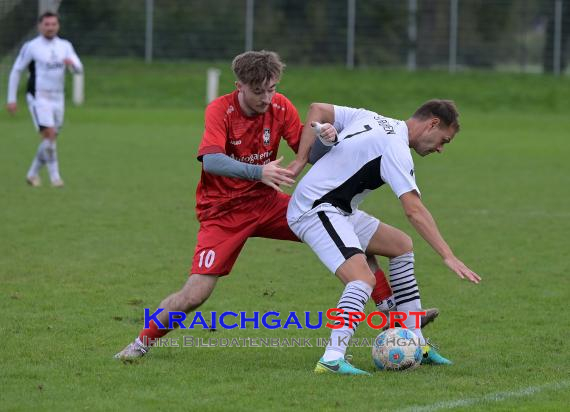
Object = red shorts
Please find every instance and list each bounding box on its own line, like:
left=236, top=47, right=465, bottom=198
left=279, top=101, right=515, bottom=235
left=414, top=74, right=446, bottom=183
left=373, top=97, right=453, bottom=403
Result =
left=190, top=191, right=299, bottom=276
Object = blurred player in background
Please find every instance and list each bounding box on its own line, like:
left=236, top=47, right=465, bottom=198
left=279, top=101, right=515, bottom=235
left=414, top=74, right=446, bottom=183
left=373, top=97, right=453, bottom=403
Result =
left=287, top=100, right=481, bottom=375
left=6, top=11, right=83, bottom=187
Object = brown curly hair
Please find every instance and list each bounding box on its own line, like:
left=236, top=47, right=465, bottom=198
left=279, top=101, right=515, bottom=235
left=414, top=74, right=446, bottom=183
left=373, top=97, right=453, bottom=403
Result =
left=232, top=50, right=285, bottom=86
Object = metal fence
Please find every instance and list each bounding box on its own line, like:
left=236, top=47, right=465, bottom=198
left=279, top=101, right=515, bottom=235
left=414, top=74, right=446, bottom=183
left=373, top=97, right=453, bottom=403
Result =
left=1, top=0, right=569, bottom=74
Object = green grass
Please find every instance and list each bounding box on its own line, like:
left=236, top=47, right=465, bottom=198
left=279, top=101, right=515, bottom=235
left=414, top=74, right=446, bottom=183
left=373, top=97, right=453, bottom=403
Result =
left=1, top=60, right=569, bottom=411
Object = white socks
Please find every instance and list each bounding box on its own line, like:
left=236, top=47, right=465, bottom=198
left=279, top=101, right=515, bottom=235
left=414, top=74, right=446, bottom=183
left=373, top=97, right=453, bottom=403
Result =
left=323, top=280, right=372, bottom=362
left=44, top=140, right=61, bottom=182
left=27, top=139, right=61, bottom=183
left=27, top=140, right=48, bottom=178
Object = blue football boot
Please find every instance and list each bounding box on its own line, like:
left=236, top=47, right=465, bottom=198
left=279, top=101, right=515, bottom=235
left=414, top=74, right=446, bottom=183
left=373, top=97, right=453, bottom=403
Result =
left=421, top=342, right=453, bottom=365
left=314, top=357, right=371, bottom=376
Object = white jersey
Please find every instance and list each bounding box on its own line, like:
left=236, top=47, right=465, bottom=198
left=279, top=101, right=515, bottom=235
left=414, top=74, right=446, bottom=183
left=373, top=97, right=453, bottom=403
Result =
left=7, top=35, right=82, bottom=103
left=287, top=105, right=420, bottom=222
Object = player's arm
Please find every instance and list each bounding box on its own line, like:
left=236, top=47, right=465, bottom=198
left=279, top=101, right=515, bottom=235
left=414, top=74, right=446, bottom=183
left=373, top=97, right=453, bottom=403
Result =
left=400, top=191, right=481, bottom=283
left=63, top=43, right=83, bottom=74
left=288, top=103, right=336, bottom=176
left=308, top=138, right=331, bottom=165
left=202, top=153, right=294, bottom=192
left=6, top=43, right=31, bottom=113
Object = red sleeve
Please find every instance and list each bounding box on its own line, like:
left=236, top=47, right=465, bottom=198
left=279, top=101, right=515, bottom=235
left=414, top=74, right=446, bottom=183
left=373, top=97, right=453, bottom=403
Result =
left=280, top=96, right=303, bottom=154
left=197, top=99, right=228, bottom=160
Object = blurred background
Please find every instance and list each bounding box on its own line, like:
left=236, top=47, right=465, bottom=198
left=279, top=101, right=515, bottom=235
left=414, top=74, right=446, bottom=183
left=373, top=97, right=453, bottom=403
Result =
left=1, top=0, right=569, bottom=74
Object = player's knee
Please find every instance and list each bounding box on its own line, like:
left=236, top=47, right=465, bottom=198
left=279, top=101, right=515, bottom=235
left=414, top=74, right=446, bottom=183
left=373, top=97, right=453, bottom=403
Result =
left=396, top=234, right=413, bottom=256
left=41, top=128, right=56, bottom=139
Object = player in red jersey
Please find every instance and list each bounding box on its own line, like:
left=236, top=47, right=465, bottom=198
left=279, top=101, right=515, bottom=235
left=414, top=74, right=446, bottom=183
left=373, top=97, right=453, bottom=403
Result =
left=114, top=51, right=431, bottom=360
left=114, top=50, right=308, bottom=359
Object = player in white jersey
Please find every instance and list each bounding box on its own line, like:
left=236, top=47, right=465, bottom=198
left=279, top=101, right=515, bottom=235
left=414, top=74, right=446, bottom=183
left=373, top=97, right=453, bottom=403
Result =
left=287, top=100, right=481, bottom=375
left=6, top=12, right=83, bottom=187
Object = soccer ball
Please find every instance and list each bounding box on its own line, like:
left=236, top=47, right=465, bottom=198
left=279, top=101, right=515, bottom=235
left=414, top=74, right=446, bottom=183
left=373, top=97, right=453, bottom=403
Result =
left=372, top=327, right=422, bottom=371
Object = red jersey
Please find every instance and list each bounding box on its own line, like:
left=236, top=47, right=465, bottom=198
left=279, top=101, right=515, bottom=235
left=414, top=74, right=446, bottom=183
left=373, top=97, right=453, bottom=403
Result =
left=196, top=90, right=302, bottom=220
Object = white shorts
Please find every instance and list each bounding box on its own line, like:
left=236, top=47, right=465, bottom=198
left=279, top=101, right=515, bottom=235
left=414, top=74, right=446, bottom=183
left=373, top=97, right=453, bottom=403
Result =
left=288, top=204, right=380, bottom=274
left=26, top=92, right=64, bottom=132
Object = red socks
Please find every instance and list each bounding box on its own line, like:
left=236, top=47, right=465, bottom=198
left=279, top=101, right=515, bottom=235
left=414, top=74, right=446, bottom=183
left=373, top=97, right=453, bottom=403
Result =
left=139, top=320, right=169, bottom=346
left=371, top=268, right=394, bottom=307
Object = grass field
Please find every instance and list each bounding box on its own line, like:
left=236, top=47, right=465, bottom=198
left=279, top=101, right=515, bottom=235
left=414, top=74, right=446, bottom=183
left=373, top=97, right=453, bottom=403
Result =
left=1, top=60, right=570, bottom=411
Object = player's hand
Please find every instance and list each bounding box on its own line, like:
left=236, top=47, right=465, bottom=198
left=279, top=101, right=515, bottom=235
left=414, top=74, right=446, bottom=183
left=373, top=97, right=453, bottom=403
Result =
left=63, top=58, right=74, bottom=66
left=443, top=255, right=481, bottom=284
left=286, top=159, right=306, bottom=178
left=261, top=156, right=296, bottom=192
left=6, top=103, right=17, bottom=114
left=312, top=121, right=338, bottom=146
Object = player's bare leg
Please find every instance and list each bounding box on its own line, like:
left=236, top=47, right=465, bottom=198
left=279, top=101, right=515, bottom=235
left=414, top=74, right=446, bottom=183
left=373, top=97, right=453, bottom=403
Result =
left=114, top=274, right=218, bottom=360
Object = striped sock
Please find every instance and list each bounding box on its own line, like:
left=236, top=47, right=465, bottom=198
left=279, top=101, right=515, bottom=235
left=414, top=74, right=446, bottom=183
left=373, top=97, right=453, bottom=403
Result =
left=389, top=252, right=425, bottom=343
left=323, top=280, right=372, bottom=362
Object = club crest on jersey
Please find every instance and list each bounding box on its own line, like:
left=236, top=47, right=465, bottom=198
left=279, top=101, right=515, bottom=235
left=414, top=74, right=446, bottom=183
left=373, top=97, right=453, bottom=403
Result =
left=263, top=128, right=271, bottom=145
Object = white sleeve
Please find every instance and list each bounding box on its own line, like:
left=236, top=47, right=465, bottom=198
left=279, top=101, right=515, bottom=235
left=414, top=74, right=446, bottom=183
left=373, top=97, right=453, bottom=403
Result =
left=66, top=42, right=83, bottom=74
left=380, top=141, right=421, bottom=199
left=7, top=43, right=32, bottom=103
left=333, top=105, right=365, bottom=134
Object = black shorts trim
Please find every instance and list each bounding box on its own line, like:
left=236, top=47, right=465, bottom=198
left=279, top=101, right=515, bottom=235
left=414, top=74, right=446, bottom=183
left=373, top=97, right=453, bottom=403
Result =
left=317, top=211, right=363, bottom=260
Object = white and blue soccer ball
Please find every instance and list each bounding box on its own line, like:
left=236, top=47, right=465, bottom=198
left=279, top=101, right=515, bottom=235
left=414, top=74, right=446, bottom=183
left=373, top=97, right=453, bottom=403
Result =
left=372, top=327, right=422, bottom=371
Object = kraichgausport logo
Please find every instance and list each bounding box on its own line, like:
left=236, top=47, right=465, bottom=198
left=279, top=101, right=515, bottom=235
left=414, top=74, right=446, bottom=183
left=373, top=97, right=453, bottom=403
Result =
left=145, top=309, right=425, bottom=330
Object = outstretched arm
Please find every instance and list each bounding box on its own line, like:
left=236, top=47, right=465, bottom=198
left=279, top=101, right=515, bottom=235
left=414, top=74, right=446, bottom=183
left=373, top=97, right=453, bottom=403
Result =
left=202, top=153, right=294, bottom=192
left=400, top=191, right=481, bottom=283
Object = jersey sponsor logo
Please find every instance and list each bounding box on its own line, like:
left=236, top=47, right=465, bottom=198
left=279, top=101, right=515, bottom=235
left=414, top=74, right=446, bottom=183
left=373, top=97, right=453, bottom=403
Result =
left=230, top=150, right=273, bottom=164
left=374, top=116, right=396, bottom=135
left=229, top=139, right=242, bottom=146
left=263, top=128, right=271, bottom=145
left=45, top=62, right=65, bottom=70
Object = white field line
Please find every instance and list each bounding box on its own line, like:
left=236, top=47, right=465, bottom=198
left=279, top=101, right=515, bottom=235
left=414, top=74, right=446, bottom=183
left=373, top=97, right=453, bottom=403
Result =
left=397, top=380, right=570, bottom=412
